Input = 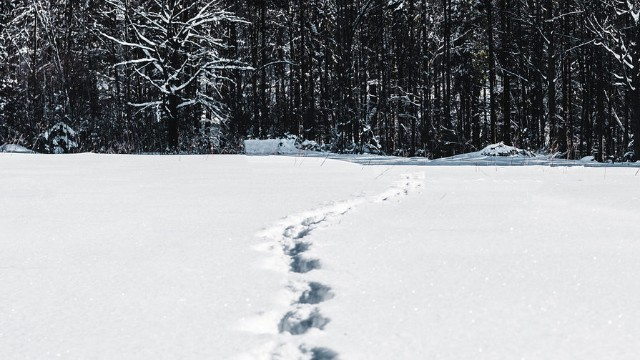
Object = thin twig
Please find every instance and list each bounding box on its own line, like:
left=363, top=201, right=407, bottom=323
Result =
left=375, top=167, right=392, bottom=179
left=320, top=154, right=330, bottom=167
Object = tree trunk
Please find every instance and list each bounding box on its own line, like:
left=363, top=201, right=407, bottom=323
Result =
left=546, top=0, right=556, bottom=149
left=596, top=52, right=605, bottom=162
left=630, top=26, right=640, bottom=161
left=442, top=0, right=452, bottom=138
left=260, top=1, right=269, bottom=136
left=485, top=0, right=497, bottom=144
left=560, top=0, right=572, bottom=157
left=167, top=93, right=179, bottom=151
left=500, top=0, right=511, bottom=145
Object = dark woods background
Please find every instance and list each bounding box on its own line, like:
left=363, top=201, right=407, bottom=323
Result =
left=1, top=0, right=639, bottom=160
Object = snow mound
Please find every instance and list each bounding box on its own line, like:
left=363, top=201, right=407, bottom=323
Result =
left=480, top=142, right=534, bottom=157
left=0, top=143, right=34, bottom=153
left=244, top=138, right=299, bottom=155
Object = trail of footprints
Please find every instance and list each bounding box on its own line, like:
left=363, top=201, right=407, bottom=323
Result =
left=258, top=173, right=424, bottom=359
left=277, top=206, right=349, bottom=354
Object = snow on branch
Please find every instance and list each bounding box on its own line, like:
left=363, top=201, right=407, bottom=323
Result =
left=101, top=0, right=249, bottom=125
left=114, top=58, right=159, bottom=68
left=629, top=1, right=640, bottom=24
left=99, top=31, right=154, bottom=52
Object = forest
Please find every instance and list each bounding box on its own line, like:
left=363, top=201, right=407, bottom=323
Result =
left=0, top=0, right=639, bottom=161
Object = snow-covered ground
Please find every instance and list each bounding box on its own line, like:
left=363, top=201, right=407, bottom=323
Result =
left=1, top=152, right=639, bottom=359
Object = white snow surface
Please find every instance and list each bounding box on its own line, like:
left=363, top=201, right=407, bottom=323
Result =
left=1, top=153, right=640, bottom=359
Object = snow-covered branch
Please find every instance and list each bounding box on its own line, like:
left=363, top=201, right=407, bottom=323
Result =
left=102, top=0, right=248, bottom=140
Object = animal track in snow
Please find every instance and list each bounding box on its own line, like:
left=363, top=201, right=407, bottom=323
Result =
left=278, top=307, right=330, bottom=335
left=247, top=172, right=424, bottom=359
left=375, top=173, right=424, bottom=203
left=287, top=241, right=311, bottom=256
left=256, top=202, right=353, bottom=358
left=290, top=255, right=321, bottom=274
left=301, top=346, right=339, bottom=360
left=298, top=282, right=334, bottom=305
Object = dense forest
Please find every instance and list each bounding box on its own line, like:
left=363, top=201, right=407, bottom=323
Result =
left=0, top=0, right=639, bottom=160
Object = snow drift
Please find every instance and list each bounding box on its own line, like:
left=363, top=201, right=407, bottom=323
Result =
left=0, top=143, right=34, bottom=153
left=479, top=142, right=534, bottom=157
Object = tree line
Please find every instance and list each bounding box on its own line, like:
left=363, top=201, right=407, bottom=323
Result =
left=0, top=0, right=639, bottom=160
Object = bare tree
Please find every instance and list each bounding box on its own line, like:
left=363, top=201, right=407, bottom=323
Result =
left=102, top=0, right=248, bottom=151
left=589, top=1, right=640, bottom=160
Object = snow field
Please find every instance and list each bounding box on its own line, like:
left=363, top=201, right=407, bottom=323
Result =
left=310, top=166, right=640, bottom=359
left=1, top=154, right=640, bottom=359
left=0, top=154, right=397, bottom=359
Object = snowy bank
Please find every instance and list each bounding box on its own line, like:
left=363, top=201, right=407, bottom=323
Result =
left=0, top=143, right=34, bottom=153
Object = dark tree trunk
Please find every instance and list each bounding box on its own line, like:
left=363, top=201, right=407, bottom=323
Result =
left=260, top=1, right=269, bottom=136
left=560, top=0, right=572, bottom=158
left=500, top=0, right=512, bottom=145
left=630, top=26, right=640, bottom=161
left=167, top=94, right=179, bottom=151
left=442, top=0, right=452, bottom=137
left=485, top=0, right=498, bottom=144
left=546, top=0, right=556, bottom=149
left=596, top=52, right=605, bottom=162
